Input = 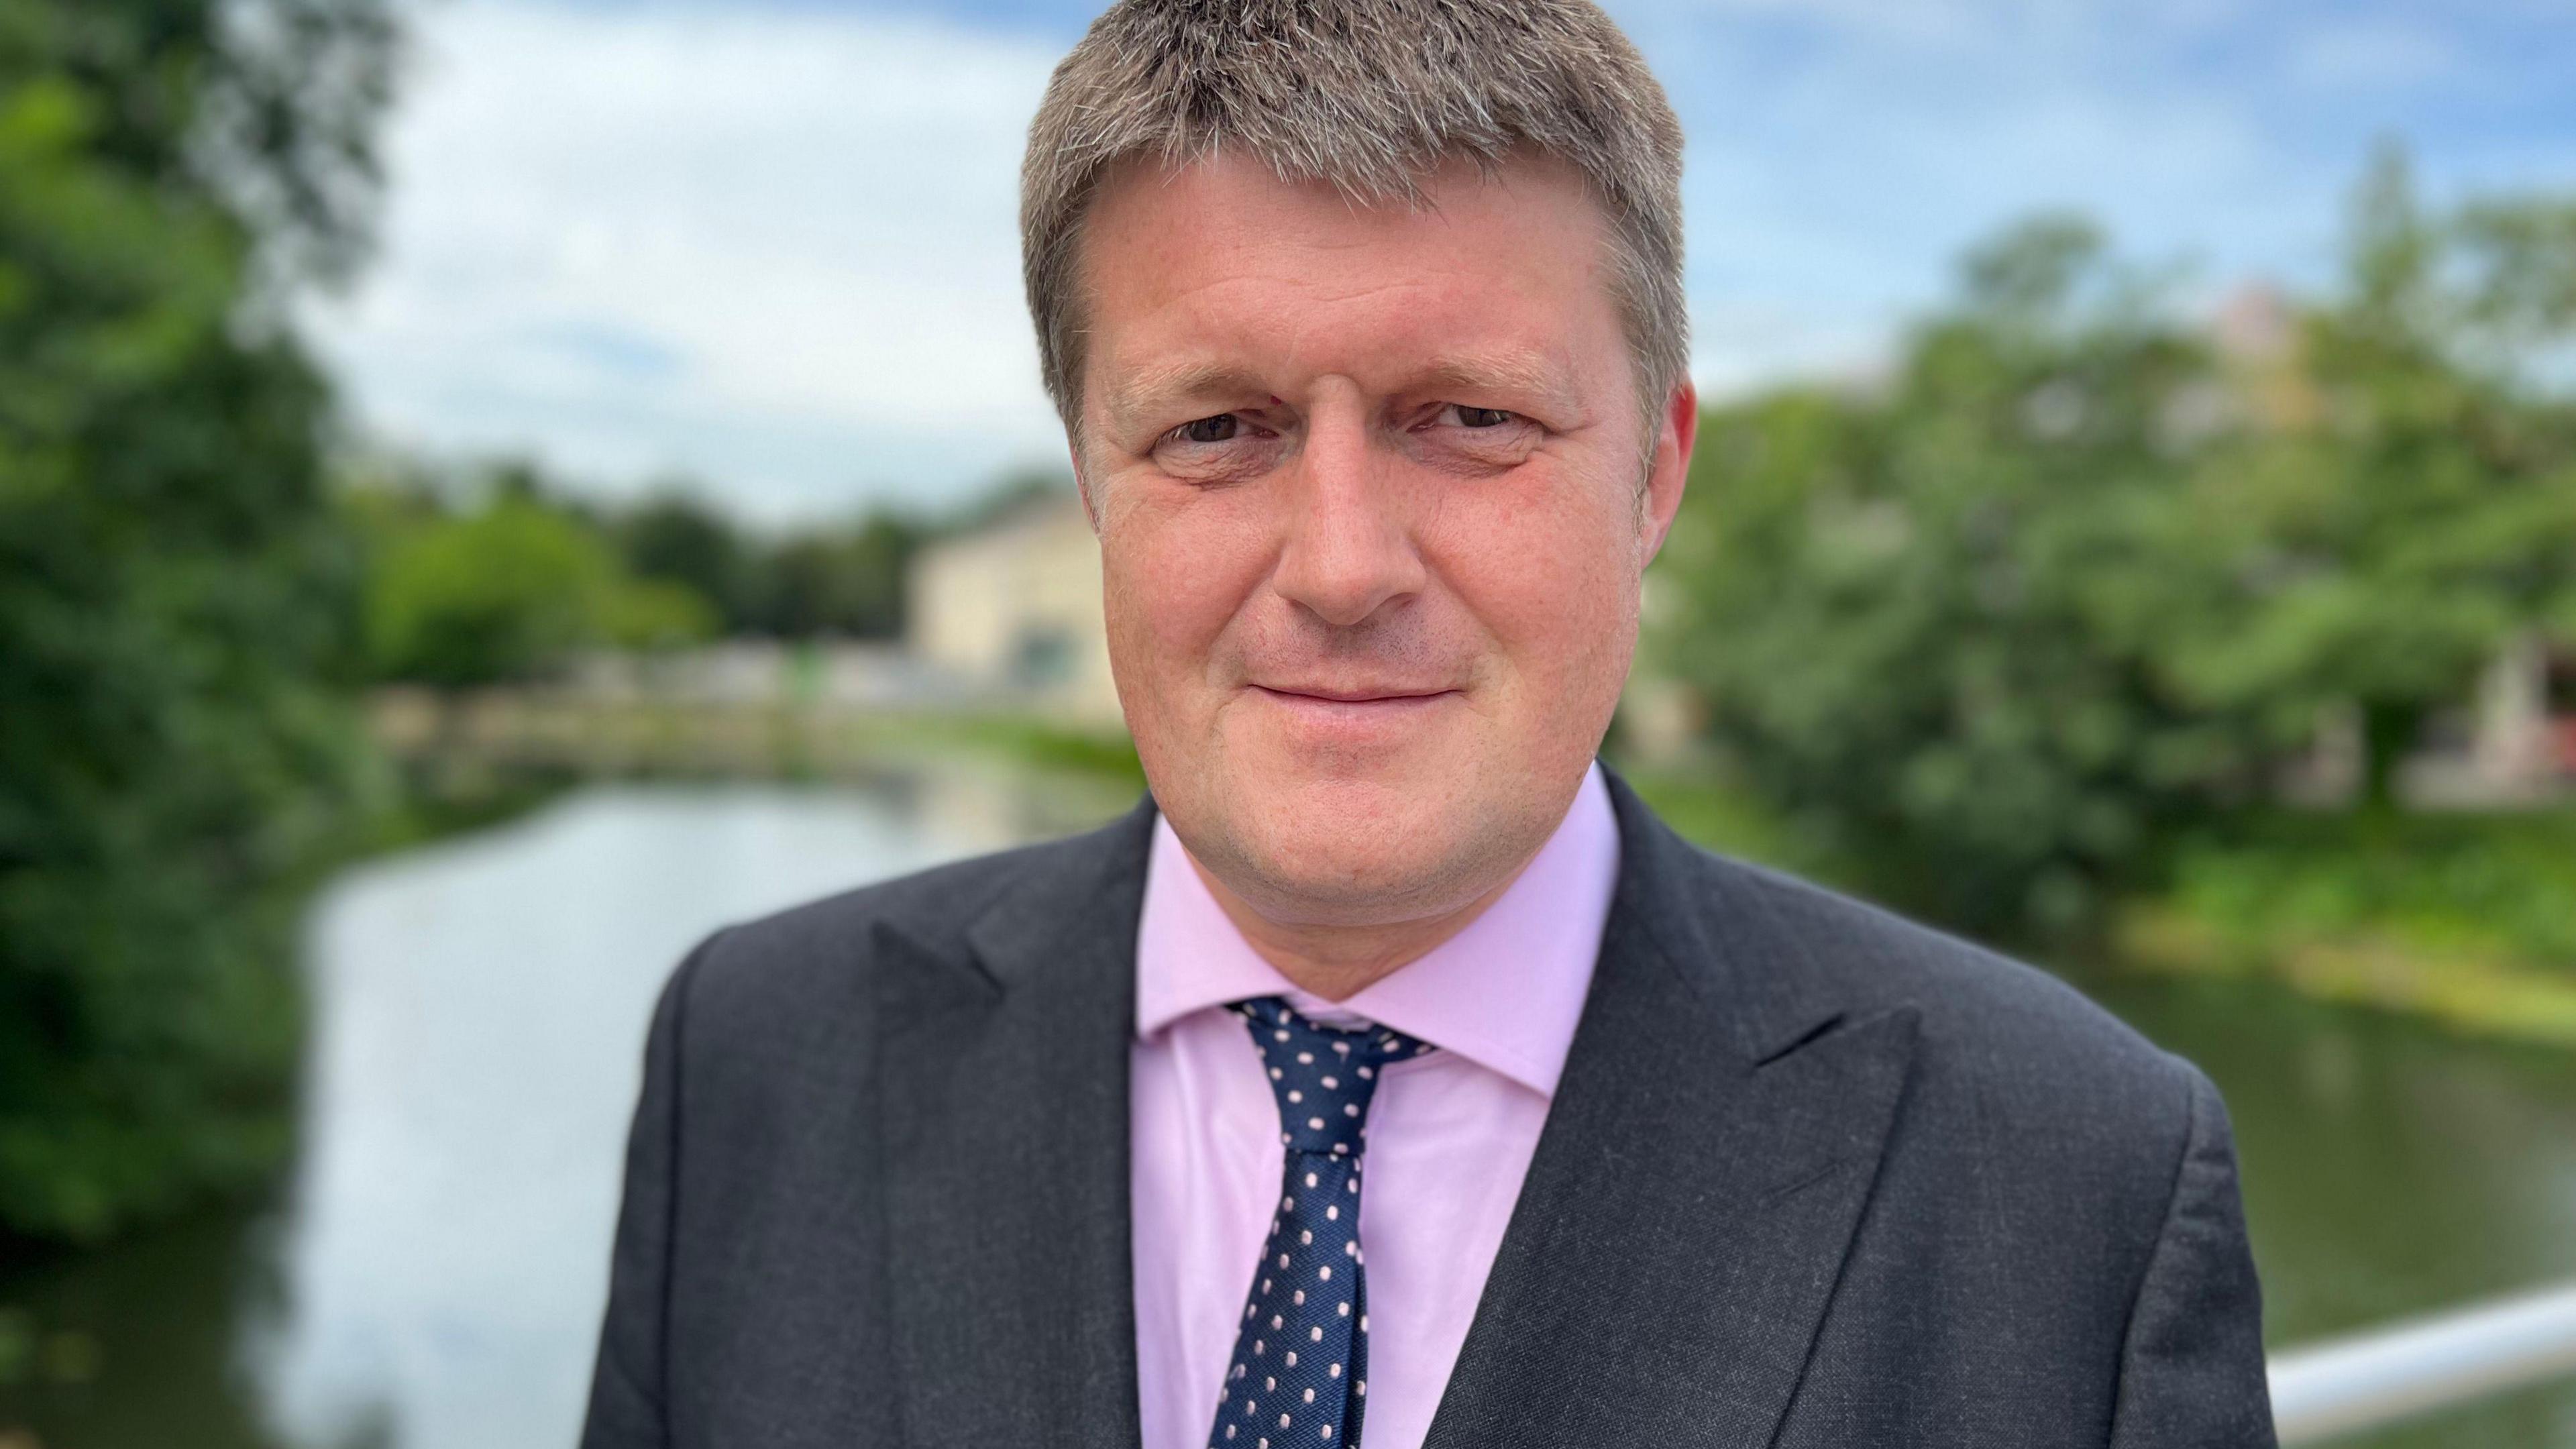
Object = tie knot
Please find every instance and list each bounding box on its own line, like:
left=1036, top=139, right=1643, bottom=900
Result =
left=1234, top=996, right=1434, bottom=1157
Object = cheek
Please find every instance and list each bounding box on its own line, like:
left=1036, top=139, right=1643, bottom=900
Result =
left=1099, top=490, right=1271, bottom=692
left=1430, top=471, right=1639, bottom=681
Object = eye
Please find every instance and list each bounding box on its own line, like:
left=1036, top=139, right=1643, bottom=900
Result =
left=1447, top=405, right=1515, bottom=429
left=1172, top=414, right=1241, bottom=444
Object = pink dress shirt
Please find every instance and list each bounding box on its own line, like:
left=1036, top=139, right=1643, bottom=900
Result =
left=1130, top=762, right=1620, bottom=1449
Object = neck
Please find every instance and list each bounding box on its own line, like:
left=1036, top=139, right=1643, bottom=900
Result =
left=1186, top=851, right=1542, bottom=1002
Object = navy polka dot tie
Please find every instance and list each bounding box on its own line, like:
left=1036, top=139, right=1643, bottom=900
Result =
left=1205, top=996, right=1436, bottom=1449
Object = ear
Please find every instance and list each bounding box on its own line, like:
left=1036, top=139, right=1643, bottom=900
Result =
left=1640, top=378, right=1698, bottom=566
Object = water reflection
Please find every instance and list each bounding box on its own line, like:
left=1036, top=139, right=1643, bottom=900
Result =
left=262, top=767, right=1130, bottom=1449
left=5, top=771, right=2576, bottom=1448
left=2091, top=975, right=2576, bottom=1446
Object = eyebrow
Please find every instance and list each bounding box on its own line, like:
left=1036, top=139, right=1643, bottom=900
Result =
left=1415, top=351, right=1582, bottom=416
left=1101, top=360, right=1273, bottom=435
left=1097, top=347, right=1586, bottom=433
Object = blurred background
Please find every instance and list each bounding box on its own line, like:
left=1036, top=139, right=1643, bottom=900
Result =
left=3, top=0, right=2575, bottom=1445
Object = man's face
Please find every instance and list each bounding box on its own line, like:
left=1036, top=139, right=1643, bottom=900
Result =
left=1075, top=151, right=1695, bottom=927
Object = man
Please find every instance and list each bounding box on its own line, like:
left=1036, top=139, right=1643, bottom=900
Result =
left=580, top=0, right=2275, bottom=1444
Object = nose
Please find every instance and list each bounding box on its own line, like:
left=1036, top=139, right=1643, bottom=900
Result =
left=1271, top=405, right=1425, bottom=629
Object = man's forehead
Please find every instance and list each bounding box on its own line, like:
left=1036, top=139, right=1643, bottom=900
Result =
left=1081, top=152, right=1618, bottom=385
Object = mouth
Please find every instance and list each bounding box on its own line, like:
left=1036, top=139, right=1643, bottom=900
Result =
left=1250, top=684, right=1460, bottom=706
left=1246, top=684, right=1464, bottom=744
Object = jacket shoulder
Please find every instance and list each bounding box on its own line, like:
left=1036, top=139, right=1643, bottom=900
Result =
left=1678, top=841, right=2206, bottom=1147
left=669, top=809, right=1145, bottom=1047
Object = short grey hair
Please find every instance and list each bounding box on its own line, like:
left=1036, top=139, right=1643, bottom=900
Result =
left=1020, top=0, right=1686, bottom=432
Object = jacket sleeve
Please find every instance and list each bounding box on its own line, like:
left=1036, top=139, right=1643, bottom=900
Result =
left=580, top=933, right=719, bottom=1449
left=2107, top=1063, right=2279, bottom=1449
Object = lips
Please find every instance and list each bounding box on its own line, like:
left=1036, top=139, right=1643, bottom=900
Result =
left=1246, top=685, right=1462, bottom=747
left=1254, top=684, right=1457, bottom=704
left=1246, top=675, right=1473, bottom=701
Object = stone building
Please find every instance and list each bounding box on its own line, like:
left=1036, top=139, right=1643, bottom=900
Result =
left=906, top=490, right=1124, bottom=726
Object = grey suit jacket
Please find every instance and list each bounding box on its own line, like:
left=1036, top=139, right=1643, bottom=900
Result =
left=580, top=767, right=2275, bottom=1448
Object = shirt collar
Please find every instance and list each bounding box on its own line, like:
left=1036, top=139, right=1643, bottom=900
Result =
left=1134, top=761, right=1619, bottom=1099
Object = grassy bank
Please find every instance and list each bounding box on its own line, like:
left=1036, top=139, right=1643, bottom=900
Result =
left=2116, top=812, right=2576, bottom=1049
left=883, top=712, right=1148, bottom=792
left=1621, top=762, right=2576, bottom=1050
left=370, top=689, right=1147, bottom=790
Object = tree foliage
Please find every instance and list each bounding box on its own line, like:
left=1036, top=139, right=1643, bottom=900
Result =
left=349, top=465, right=951, bottom=690
left=1654, top=155, right=2576, bottom=938
left=360, top=468, right=716, bottom=688
left=2161, top=150, right=2576, bottom=802
left=614, top=488, right=926, bottom=641
left=0, top=0, right=394, bottom=1241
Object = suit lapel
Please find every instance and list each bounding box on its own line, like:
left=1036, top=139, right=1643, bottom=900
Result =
left=878, top=801, right=1155, bottom=1448
left=869, top=771, right=1914, bottom=1448
left=1422, top=771, right=1920, bottom=1449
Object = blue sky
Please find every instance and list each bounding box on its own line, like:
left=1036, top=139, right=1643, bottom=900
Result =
left=306, top=0, right=2576, bottom=524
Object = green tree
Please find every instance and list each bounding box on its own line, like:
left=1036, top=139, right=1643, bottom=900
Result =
left=365, top=481, right=716, bottom=687
left=616, top=486, right=931, bottom=641
left=1655, top=218, right=2248, bottom=935
left=835, top=511, right=924, bottom=638
left=1653, top=159, right=2576, bottom=938
left=2159, top=150, right=2576, bottom=805
left=0, top=0, right=396, bottom=1240
left=368, top=494, right=616, bottom=687
left=746, top=513, right=922, bottom=639
left=621, top=487, right=754, bottom=627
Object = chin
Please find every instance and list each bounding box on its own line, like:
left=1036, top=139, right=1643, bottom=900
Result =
left=1189, top=755, right=1539, bottom=928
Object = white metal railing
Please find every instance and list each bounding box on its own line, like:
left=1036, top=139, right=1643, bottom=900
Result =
left=2269, top=1279, right=2576, bottom=1444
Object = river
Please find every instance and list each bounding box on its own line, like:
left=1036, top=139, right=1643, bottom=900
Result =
left=5, top=769, right=2575, bottom=1448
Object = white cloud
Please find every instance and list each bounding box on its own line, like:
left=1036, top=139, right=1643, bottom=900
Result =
left=309, top=0, right=2573, bottom=522
left=309, top=0, right=1068, bottom=523
left=1624, top=0, right=2352, bottom=386
left=2283, top=18, right=2465, bottom=93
